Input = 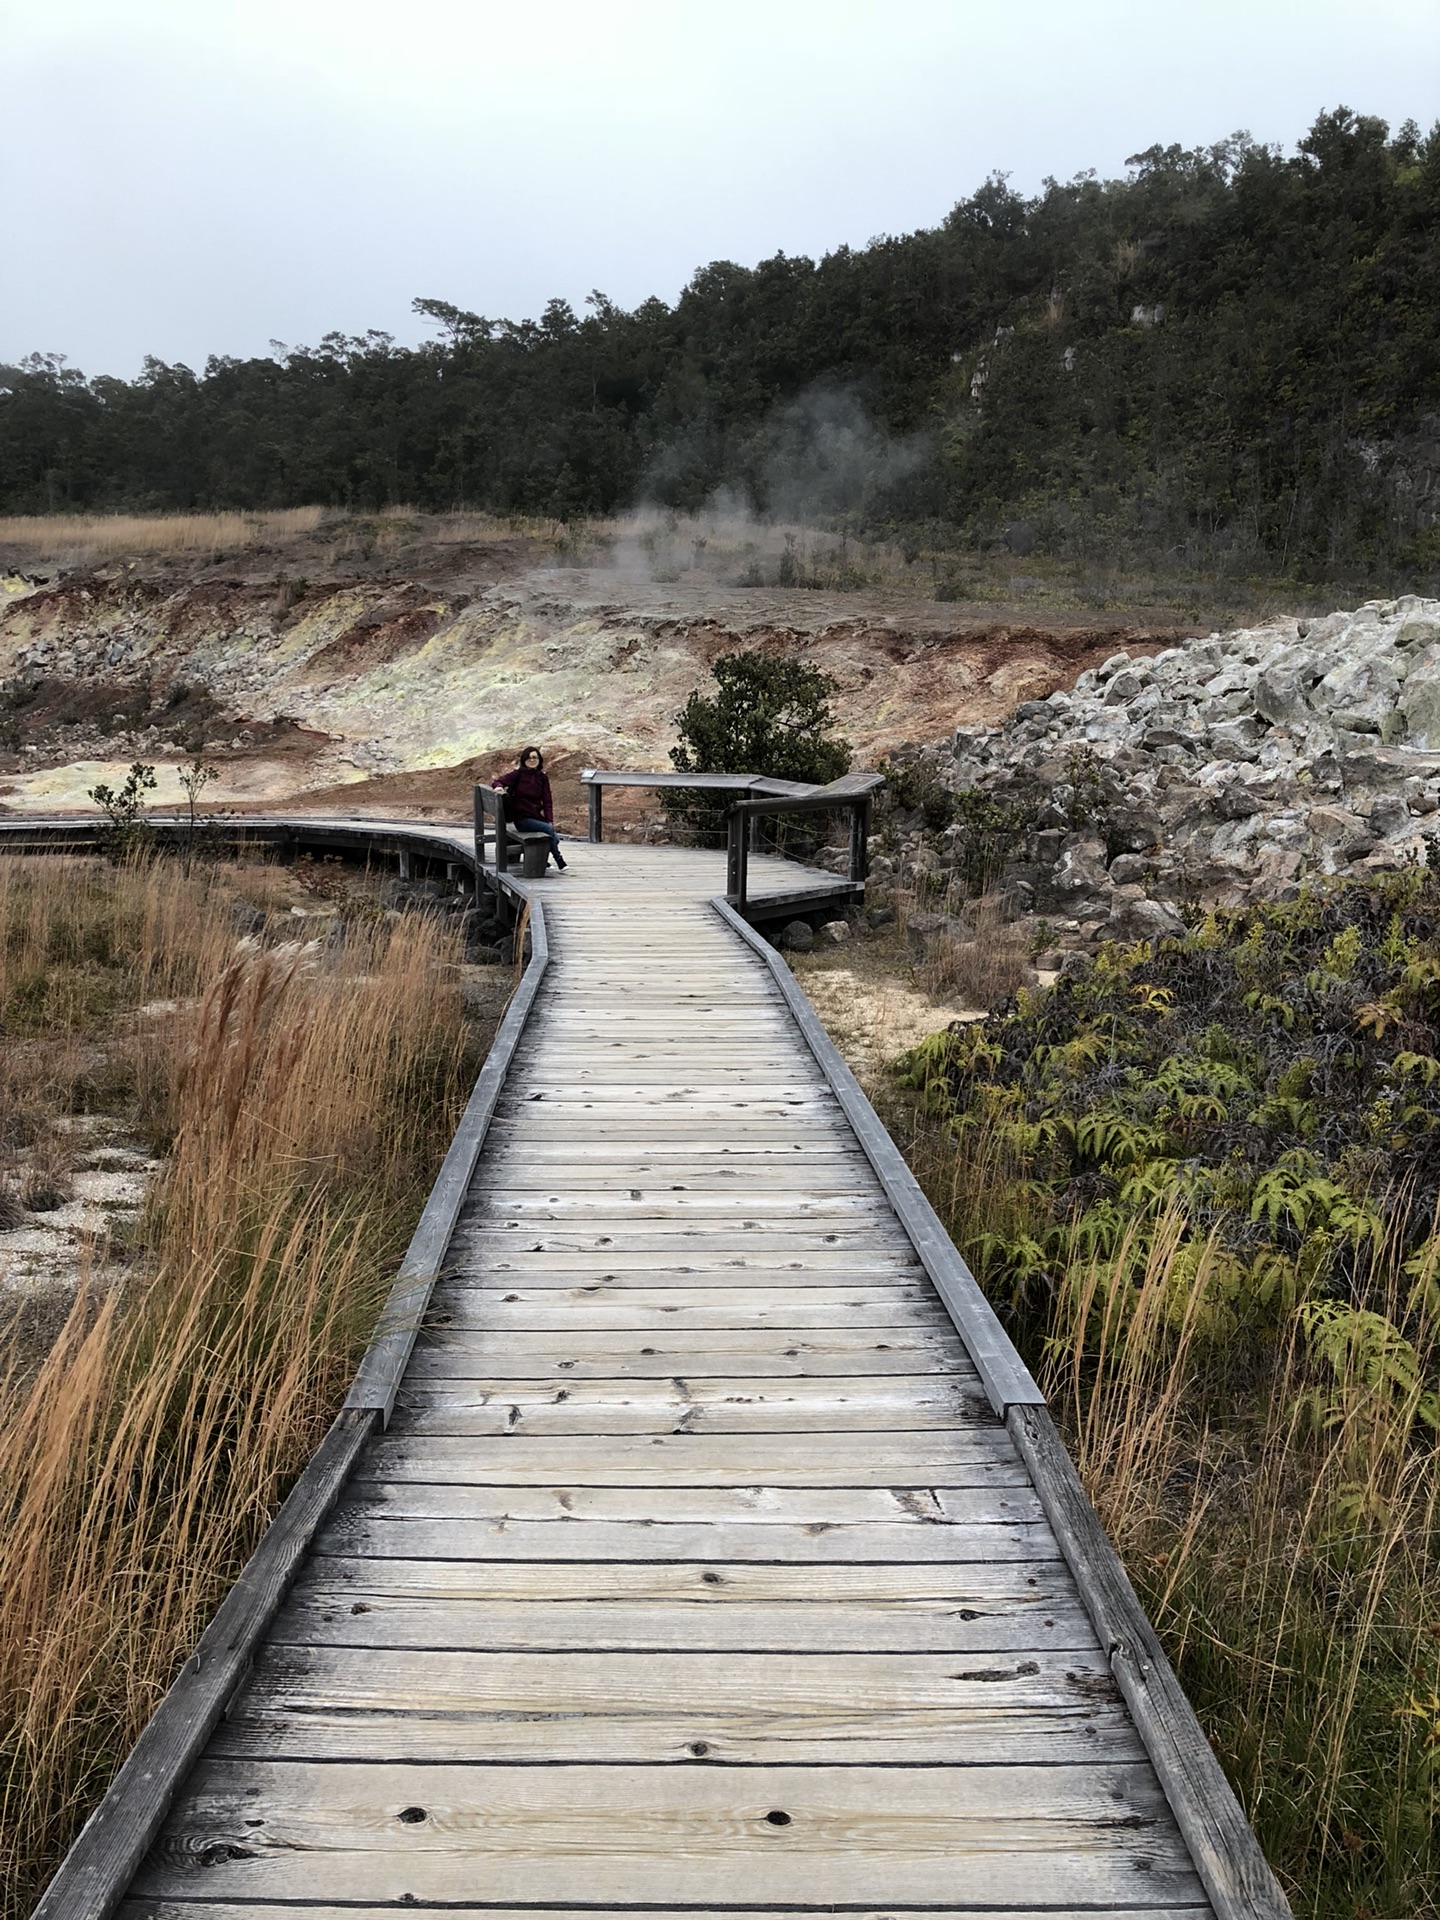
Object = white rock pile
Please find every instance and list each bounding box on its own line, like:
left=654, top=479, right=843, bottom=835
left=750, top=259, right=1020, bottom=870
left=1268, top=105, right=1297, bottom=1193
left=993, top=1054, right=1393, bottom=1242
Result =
left=892, top=595, right=1440, bottom=947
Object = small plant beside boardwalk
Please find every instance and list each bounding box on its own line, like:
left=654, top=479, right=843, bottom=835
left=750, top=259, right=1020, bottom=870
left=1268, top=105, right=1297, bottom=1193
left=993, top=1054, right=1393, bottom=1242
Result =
left=664, top=651, right=851, bottom=845
left=0, top=855, right=484, bottom=1916
left=888, top=873, right=1440, bottom=1917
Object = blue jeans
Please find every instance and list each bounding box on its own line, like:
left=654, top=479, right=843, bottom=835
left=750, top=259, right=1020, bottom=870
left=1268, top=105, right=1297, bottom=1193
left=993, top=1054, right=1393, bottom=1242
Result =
left=515, top=817, right=564, bottom=866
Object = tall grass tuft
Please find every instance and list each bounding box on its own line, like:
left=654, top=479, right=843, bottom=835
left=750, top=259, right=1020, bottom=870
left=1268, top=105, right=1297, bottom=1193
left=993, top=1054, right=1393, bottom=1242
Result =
left=0, top=858, right=477, bottom=1914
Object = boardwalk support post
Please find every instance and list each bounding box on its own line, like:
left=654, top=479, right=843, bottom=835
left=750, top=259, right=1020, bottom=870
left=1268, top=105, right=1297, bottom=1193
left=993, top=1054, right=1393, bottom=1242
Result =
left=725, top=805, right=749, bottom=915
left=848, top=794, right=870, bottom=883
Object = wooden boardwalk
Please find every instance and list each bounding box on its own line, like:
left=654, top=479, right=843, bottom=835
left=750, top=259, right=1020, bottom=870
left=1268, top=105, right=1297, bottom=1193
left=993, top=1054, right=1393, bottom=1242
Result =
left=20, top=832, right=1286, bottom=1920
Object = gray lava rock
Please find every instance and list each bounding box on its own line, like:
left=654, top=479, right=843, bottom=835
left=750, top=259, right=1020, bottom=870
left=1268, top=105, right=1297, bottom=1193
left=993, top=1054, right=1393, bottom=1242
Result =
left=866, top=904, right=897, bottom=928
left=821, top=920, right=851, bottom=944
left=889, top=593, right=1440, bottom=927
left=1108, top=892, right=1186, bottom=941
left=779, top=920, right=814, bottom=953
left=1052, top=834, right=1110, bottom=900
left=1213, top=783, right=1260, bottom=820
left=905, top=909, right=962, bottom=956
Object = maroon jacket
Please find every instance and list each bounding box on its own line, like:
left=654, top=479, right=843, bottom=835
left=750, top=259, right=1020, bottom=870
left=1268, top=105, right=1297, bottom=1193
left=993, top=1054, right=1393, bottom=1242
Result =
left=493, top=764, right=553, bottom=824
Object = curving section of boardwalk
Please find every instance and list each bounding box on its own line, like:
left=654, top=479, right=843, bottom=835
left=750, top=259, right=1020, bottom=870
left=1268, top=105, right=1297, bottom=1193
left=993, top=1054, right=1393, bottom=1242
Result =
left=14, top=827, right=1289, bottom=1920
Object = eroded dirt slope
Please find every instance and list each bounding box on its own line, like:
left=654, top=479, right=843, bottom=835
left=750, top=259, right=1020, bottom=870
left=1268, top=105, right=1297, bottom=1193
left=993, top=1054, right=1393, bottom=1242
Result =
left=0, top=527, right=1203, bottom=828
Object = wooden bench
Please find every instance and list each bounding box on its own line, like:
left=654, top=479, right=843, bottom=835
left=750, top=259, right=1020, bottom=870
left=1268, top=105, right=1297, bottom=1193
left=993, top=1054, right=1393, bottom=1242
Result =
left=506, top=829, right=552, bottom=878
left=471, top=787, right=554, bottom=878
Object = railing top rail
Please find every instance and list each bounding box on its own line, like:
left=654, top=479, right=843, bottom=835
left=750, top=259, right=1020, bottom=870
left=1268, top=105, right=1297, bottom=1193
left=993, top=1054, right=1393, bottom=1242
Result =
left=728, top=781, right=882, bottom=819
left=579, top=769, right=811, bottom=794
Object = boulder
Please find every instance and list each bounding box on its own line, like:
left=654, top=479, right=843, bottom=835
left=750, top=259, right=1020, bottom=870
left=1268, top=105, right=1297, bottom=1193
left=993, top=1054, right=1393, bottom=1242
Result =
left=1254, top=657, right=1315, bottom=728
left=779, top=920, right=814, bottom=953
left=905, top=909, right=963, bottom=956
left=1400, top=642, right=1440, bottom=747
left=1215, top=784, right=1261, bottom=820
left=1107, top=891, right=1185, bottom=941
left=821, top=920, right=851, bottom=944
left=1051, top=834, right=1110, bottom=900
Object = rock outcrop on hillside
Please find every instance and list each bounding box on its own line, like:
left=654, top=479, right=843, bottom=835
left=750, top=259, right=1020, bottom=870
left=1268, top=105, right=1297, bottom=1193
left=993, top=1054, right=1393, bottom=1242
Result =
left=879, top=595, right=1440, bottom=950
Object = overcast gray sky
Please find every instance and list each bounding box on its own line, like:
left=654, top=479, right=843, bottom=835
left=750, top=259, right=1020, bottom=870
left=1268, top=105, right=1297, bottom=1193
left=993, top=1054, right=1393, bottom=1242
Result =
left=3, top=0, right=1437, bottom=378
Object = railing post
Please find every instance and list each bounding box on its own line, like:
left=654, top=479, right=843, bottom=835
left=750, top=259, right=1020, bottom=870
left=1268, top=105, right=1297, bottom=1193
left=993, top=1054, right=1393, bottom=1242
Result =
left=587, top=779, right=603, bottom=844
left=493, top=789, right=510, bottom=874
left=848, top=796, right=871, bottom=884
left=726, top=805, right=749, bottom=916
left=472, top=785, right=485, bottom=870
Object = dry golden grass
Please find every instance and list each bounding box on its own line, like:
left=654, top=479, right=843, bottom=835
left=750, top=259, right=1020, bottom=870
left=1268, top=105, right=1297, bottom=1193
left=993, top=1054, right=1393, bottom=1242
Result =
left=1040, top=1214, right=1440, bottom=1907
left=0, top=506, right=328, bottom=564
left=0, top=854, right=292, bottom=1157
left=918, top=891, right=1034, bottom=1004
left=0, top=856, right=478, bottom=1914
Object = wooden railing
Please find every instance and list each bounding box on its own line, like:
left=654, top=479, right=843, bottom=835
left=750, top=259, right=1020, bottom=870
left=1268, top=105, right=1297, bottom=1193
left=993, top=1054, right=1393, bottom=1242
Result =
left=579, top=769, right=812, bottom=843
left=724, top=775, right=878, bottom=919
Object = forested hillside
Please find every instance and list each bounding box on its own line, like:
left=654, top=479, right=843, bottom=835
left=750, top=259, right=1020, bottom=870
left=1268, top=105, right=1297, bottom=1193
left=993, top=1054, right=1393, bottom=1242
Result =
left=3, top=108, right=1436, bottom=578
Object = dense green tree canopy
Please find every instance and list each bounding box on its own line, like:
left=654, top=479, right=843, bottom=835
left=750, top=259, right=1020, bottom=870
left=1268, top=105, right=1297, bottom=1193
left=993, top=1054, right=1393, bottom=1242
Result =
left=3, top=109, right=1437, bottom=575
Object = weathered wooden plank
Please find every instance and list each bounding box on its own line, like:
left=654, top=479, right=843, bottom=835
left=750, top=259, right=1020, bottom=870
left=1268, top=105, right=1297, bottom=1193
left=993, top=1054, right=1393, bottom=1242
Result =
left=488, top=1118, right=857, bottom=1138
left=454, top=1227, right=908, bottom=1253
left=317, top=1512, right=1055, bottom=1562
left=430, top=1293, right=948, bottom=1333
left=436, top=1247, right=924, bottom=1276
left=339, top=1478, right=1044, bottom=1525
left=509, top=1081, right=833, bottom=1096
left=285, top=1552, right=1082, bottom=1609
left=502, top=1079, right=832, bottom=1096
left=360, top=1427, right=1014, bottom=1484
left=125, top=1904, right=1207, bottom=1920
left=466, top=1192, right=894, bottom=1218
left=396, top=1365, right=974, bottom=1408
left=433, top=1264, right=929, bottom=1290
left=390, top=1373, right=989, bottom=1433
left=210, top=1645, right=1143, bottom=1765
left=271, top=1568, right=1099, bottom=1654
left=473, top=1165, right=874, bottom=1187
left=413, top=1328, right=969, bottom=1378
left=133, top=1760, right=1206, bottom=1907
left=389, top=1399, right=979, bottom=1435
left=484, top=1137, right=866, bottom=1158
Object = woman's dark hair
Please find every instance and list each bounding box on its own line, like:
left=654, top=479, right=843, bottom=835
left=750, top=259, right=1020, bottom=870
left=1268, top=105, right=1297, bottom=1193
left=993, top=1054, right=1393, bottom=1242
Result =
left=517, top=745, right=544, bottom=768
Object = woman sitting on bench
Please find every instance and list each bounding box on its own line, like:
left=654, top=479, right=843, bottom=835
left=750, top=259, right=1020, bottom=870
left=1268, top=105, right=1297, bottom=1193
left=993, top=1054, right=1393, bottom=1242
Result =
left=492, top=747, right=567, bottom=871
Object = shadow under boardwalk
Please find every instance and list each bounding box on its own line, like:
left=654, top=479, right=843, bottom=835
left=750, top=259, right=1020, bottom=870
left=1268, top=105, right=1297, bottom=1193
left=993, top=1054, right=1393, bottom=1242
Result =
left=104, top=843, right=1220, bottom=1916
